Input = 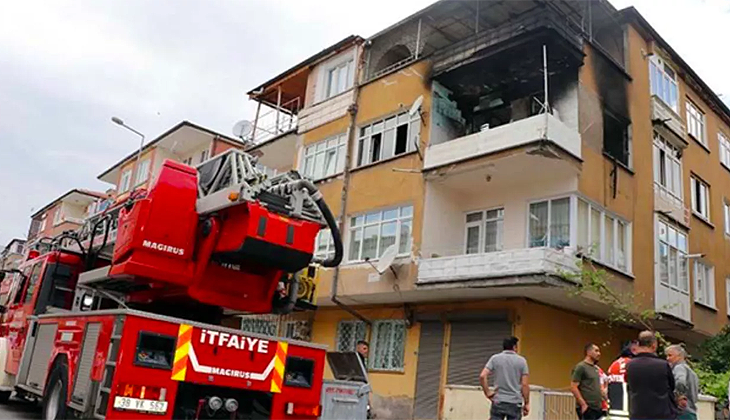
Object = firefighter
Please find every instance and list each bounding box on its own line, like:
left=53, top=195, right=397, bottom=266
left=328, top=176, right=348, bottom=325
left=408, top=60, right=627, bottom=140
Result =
left=606, top=340, right=638, bottom=417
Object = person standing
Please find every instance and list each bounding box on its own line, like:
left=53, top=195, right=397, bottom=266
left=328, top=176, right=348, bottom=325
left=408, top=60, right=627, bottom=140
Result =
left=607, top=340, right=638, bottom=415
left=666, top=344, right=699, bottom=420
left=356, top=340, right=369, bottom=369
left=626, top=331, right=677, bottom=420
left=570, top=343, right=605, bottom=420
left=480, top=336, right=530, bottom=420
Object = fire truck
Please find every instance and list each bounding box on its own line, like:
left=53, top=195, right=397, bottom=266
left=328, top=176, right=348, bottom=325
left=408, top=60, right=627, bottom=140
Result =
left=0, top=149, right=343, bottom=420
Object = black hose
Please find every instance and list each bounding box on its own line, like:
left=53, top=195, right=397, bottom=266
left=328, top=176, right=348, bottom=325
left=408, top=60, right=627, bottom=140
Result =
left=279, top=274, right=300, bottom=315
left=268, top=179, right=343, bottom=268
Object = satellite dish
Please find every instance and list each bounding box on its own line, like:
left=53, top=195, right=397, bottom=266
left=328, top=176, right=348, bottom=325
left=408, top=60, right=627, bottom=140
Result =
left=409, top=95, right=424, bottom=118
left=376, top=244, right=398, bottom=274
left=232, top=120, right=254, bottom=140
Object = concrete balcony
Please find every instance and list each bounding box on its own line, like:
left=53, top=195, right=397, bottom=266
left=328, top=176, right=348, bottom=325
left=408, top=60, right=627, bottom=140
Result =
left=654, top=184, right=689, bottom=227
left=423, top=113, right=581, bottom=172
left=651, top=95, right=686, bottom=145
left=297, top=90, right=354, bottom=133
left=417, top=247, right=578, bottom=286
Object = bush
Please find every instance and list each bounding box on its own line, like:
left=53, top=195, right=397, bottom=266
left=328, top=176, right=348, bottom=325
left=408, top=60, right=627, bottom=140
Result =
left=699, top=325, right=730, bottom=374
left=696, top=366, right=730, bottom=404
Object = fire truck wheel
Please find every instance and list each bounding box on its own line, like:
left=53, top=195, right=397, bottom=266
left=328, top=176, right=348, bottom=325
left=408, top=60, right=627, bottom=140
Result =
left=0, top=391, right=9, bottom=404
left=42, top=363, right=69, bottom=420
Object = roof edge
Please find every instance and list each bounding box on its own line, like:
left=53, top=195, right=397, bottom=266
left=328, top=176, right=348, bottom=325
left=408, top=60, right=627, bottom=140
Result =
left=31, top=189, right=106, bottom=218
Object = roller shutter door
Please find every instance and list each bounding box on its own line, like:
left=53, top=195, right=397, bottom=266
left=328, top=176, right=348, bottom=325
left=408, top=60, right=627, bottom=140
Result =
left=413, top=322, right=444, bottom=420
left=446, top=320, right=511, bottom=386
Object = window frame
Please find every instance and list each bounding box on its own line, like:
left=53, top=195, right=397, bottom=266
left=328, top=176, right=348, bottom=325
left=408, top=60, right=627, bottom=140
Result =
left=119, top=169, right=132, bottom=193
left=314, top=229, right=336, bottom=260
left=335, top=320, right=368, bottom=353
left=657, top=219, right=690, bottom=294
left=576, top=197, right=632, bottom=273
left=649, top=56, right=679, bottom=113
left=726, top=277, right=730, bottom=317
left=724, top=199, right=730, bottom=236
left=693, top=260, right=715, bottom=309
left=690, top=176, right=711, bottom=221
left=719, top=132, right=730, bottom=169
left=300, top=134, right=347, bottom=181
left=653, top=132, right=683, bottom=200
left=199, top=149, right=209, bottom=164
left=527, top=197, right=571, bottom=250
left=347, top=205, right=413, bottom=263
left=369, top=319, right=406, bottom=372
left=325, top=59, right=354, bottom=99
left=685, top=100, right=706, bottom=146
left=53, top=208, right=62, bottom=226
left=463, top=208, right=504, bottom=254
left=355, top=111, right=421, bottom=168
left=135, top=158, right=151, bottom=185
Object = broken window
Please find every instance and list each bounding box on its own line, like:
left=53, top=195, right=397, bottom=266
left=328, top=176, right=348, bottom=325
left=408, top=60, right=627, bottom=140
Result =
left=356, top=111, right=420, bottom=167
left=603, top=110, right=630, bottom=167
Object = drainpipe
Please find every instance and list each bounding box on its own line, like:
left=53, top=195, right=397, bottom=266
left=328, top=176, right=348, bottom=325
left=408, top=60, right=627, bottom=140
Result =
left=331, top=41, right=371, bottom=325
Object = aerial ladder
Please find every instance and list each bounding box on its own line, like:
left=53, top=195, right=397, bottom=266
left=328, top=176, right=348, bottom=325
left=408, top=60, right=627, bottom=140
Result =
left=0, top=149, right=343, bottom=419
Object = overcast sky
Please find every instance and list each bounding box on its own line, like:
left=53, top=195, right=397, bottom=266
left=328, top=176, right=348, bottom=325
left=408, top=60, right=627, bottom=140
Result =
left=1, top=0, right=728, bottom=246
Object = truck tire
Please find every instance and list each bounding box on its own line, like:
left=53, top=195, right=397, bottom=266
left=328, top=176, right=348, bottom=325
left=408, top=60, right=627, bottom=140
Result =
left=42, top=362, right=69, bottom=420
left=0, top=391, right=10, bottom=404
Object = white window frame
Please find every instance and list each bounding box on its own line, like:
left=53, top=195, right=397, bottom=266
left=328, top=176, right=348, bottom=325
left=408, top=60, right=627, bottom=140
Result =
left=347, top=205, right=413, bottom=262
left=576, top=198, right=632, bottom=273
left=653, top=132, right=683, bottom=200
left=135, top=158, right=151, bottom=185
left=650, top=56, right=679, bottom=113
left=690, top=176, right=710, bottom=221
left=686, top=100, right=706, bottom=146
left=356, top=111, right=420, bottom=168
left=182, top=157, right=193, bottom=166
left=464, top=208, right=504, bottom=254
left=200, top=149, right=209, bottom=164
left=694, top=261, right=715, bottom=309
left=527, top=197, right=572, bottom=250
left=300, top=134, right=347, bottom=181
left=53, top=209, right=62, bottom=226
left=336, top=320, right=368, bottom=352
left=726, top=277, right=730, bottom=317
left=724, top=200, right=730, bottom=236
left=40, top=217, right=47, bottom=232
left=369, top=319, right=406, bottom=372
left=119, top=169, right=132, bottom=193
left=657, top=219, right=690, bottom=294
left=325, top=59, right=354, bottom=99
left=314, top=229, right=336, bottom=259
left=719, top=132, right=730, bottom=169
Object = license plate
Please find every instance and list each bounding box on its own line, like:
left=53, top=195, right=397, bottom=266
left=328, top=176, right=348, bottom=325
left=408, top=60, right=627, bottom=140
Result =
left=113, top=396, right=168, bottom=414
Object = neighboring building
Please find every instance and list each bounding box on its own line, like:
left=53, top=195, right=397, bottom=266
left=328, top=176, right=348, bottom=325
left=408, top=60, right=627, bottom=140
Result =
left=243, top=1, right=730, bottom=418
left=27, top=189, right=106, bottom=245
left=96, top=121, right=244, bottom=201
left=0, top=238, right=26, bottom=270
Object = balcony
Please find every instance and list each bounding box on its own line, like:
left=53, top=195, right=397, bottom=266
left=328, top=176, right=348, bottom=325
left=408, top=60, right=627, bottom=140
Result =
left=418, top=247, right=577, bottom=286
left=654, top=184, right=689, bottom=227
left=651, top=96, right=686, bottom=145
left=424, top=113, right=581, bottom=171
left=298, top=89, right=354, bottom=133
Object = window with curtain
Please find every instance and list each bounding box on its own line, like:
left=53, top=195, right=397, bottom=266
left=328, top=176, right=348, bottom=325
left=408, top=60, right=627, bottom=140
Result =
left=653, top=132, right=683, bottom=199
left=576, top=198, right=631, bottom=272
left=301, top=134, right=347, bottom=181
left=686, top=100, right=706, bottom=145
left=348, top=205, right=413, bottom=261
left=529, top=198, right=569, bottom=249
left=370, top=320, right=406, bottom=371
left=650, top=56, right=678, bottom=112
left=694, top=261, right=715, bottom=308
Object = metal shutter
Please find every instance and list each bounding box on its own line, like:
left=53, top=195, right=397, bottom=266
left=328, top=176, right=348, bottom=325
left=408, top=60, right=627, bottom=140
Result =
left=446, top=320, right=511, bottom=386
left=72, top=322, right=101, bottom=405
left=26, top=323, right=58, bottom=391
left=413, top=322, right=444, bottom=420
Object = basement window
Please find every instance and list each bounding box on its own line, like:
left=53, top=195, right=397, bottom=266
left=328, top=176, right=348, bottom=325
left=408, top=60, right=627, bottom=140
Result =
left=603, top=110, right=631, bottom=167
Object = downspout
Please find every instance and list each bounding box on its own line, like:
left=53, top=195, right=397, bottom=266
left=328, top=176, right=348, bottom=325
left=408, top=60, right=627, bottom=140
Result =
left=331, top=42, right=371, bottom=325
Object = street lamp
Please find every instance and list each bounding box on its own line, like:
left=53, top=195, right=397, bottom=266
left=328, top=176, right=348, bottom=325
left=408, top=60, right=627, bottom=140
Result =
left=111, top=116, right=146, bottom=186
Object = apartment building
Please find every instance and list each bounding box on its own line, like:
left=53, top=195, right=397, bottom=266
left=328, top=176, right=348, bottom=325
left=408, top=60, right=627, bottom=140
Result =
left=27, top=189, right=106, bottom=246
left=0, top=238, right=26, bottom=270
left=243, top=0, right=730, bottom=418
left=96, top=121, right=246, bottom=200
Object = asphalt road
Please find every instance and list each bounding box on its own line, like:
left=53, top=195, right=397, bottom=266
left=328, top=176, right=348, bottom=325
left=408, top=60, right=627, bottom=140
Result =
left=0, top=397, right=42, bottom=419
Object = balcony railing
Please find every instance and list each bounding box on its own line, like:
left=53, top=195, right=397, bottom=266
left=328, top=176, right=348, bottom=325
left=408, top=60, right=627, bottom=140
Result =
left=651, top=95, right=686, bottom=144
left=417, top=247, right=578, bottom=285
left=423, top=113, right=581, bottom=171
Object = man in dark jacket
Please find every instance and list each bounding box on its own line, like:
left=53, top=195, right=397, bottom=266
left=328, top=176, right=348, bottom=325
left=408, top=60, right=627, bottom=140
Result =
left=626, top=331, right=678, bottom=420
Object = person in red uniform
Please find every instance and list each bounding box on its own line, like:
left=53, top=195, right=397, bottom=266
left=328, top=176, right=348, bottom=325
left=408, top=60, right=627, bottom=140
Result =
left=607, top=340, right=638, bottom=415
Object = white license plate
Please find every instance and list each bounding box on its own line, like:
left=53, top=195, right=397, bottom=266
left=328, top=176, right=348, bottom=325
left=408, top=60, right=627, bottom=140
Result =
left=113, top=396, right=168, bottom=414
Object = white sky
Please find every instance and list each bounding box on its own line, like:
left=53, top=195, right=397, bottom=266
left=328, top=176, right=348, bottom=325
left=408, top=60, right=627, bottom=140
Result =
left=1, top=0, right=728, bottom=245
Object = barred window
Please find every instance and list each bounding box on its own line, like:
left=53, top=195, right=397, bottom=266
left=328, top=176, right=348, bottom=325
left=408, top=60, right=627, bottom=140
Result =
left=240, top=315, right=278, bottom=336
left=370, top=320, right=406, bottom=371
left=336, top=321, right=367, bottom=352
left=283, top=320, right=311, bottom=342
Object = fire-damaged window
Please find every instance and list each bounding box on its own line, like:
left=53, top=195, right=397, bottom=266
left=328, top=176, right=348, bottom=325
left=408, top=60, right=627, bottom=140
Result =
left=603, top=109, right=631, bottom=167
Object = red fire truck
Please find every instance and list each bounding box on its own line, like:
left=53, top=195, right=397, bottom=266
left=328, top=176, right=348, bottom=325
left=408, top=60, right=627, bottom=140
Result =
left=0, top=149, right=343, bottom=420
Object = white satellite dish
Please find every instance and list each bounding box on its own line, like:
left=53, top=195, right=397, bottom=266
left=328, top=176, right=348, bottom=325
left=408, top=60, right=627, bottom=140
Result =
left=232, top=120, right=254, bottom=140
left=376, top=244, right=398, bottom=275
left=409, top=95, right=424, bottom=118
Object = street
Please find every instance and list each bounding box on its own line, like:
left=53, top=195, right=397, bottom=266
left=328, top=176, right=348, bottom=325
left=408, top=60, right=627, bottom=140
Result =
left=0, top=397, right=41, bottom=419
